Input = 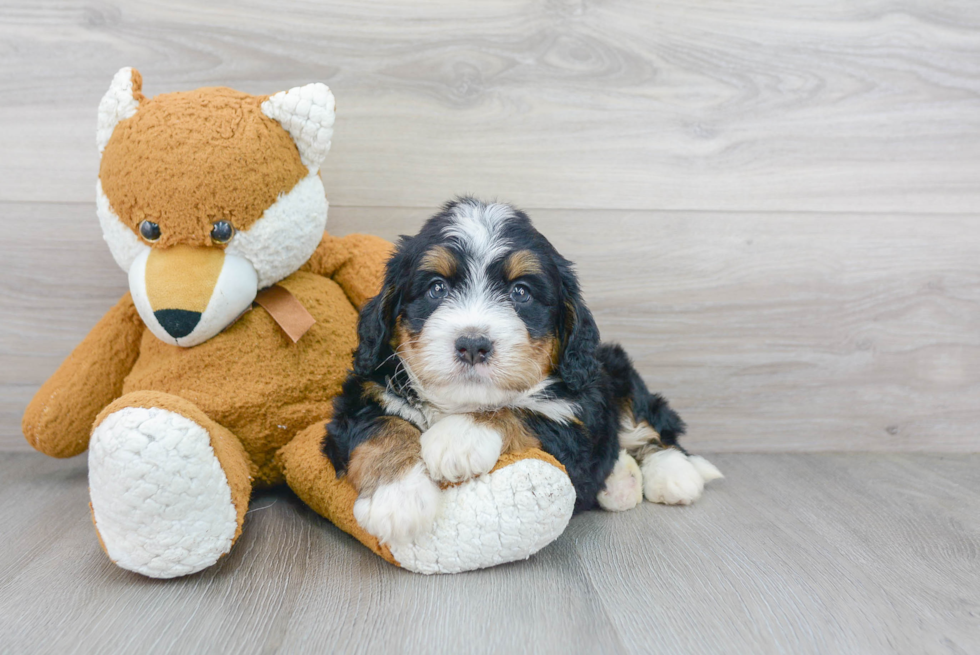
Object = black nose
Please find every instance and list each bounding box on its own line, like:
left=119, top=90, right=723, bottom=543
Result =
left=455, top=334, right=494, bottom=366
left=154, top=309, right=202, bottom=339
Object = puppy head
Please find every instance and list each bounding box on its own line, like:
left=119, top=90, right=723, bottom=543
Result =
left=356, top=198, right=600, bottom=411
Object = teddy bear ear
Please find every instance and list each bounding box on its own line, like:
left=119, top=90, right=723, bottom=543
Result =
left=97, top=67, right=144, bottom=154
left=261, top=83, right=336, bottom=173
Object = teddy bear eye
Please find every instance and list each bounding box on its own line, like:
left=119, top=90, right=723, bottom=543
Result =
left=139, top=220, right=161, bottom=242
left=210, top=220, right=235, bottom=244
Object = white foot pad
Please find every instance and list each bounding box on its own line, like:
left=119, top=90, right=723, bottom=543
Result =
left=642, top=449, right=722, bottom=505
left=89, top=407, right=239, bottom=578
left=388, top=458, right=575, bottom=574
left=598, top=450, right=644, bottom=511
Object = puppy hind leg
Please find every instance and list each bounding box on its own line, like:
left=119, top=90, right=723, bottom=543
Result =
left=619, top=412, right=722, bottom=507
left=597, top=449, right=644, bottom=512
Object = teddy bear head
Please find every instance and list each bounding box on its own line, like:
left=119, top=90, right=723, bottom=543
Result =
left=96, top=67, right=335, bottom=347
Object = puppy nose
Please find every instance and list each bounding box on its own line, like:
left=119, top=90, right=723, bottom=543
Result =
left=455, top=334, right=494, bottom=366
left=154, top=309, right=202, bottom=339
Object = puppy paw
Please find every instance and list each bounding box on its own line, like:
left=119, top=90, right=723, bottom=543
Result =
left=598, top=450, right=644, bottom=511
left=641, top=449, right=705, bottom=505
left=688, top=455, right=724, bottom=483
left=353, top=464, right=442, bottom=546
left=420, top=414, right=503, bottom=483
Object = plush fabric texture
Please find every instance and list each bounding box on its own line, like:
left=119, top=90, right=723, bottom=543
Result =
left=22, top=293, right=145, bottom=458
left=121, top=265, right=362, bottom=487
left=89, top=393, right=250, bottom=578
left=99, top=85, right=308, bottom=248
left=23, top=69, right=578, bottom=578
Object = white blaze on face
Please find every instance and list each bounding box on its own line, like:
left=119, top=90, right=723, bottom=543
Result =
left=400, top=201, right=539, bottom=411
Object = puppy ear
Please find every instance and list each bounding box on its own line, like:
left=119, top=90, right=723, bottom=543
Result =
left=556, top=262, right=601, bottom=393
left=352, top=245, right=406, bottom=376
left=352, top=288, right=396, bottom=377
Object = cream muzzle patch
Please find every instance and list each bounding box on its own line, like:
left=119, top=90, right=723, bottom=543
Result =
left=129, top=246, right=258, bottom=347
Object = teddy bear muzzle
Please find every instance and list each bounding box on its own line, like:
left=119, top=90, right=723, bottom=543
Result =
left=127, top=244, right=258, bottom=347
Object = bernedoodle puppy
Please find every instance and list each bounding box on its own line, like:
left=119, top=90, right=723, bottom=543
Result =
left=323, top=198, right=722, bottom=545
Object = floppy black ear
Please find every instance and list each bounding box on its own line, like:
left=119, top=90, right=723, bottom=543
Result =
left=351, top=290, right=395, bottom=376
left=556, top=261, right=601, bottom=394
left=351, top=244, right=407, bottom=376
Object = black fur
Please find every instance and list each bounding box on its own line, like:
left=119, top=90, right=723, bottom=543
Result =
left=323, top=198, right=688, bottom=513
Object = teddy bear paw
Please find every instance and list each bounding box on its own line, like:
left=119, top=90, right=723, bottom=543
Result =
left=88, top=406, right=239, bottom=578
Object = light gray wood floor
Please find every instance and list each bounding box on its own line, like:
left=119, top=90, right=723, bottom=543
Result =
left=2, top=452, right=978, bottom=655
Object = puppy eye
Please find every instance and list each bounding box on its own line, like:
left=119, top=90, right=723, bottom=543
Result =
left=510, top=283, right=532, bottom=304
left=427, top=279, right=449, bottom=300
left=139, top=220, right=161, bottom=242
left=210, top=220, right=235, bottom=244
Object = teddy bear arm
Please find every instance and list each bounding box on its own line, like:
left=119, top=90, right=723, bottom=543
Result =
left=22, top=293, right=145, bottom=458
left=302, top=232, right=394, bottom=310
left=279, top=422, right=576, bottom=573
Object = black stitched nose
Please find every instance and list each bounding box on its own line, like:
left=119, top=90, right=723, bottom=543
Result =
left=455, top=334, right=494, bottom=366
left=154, top=309, right=202, bottom=339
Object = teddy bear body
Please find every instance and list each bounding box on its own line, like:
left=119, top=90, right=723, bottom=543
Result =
left=120, top=269, right=356, bottom=486
left=22, top=68, right=577, bottom=579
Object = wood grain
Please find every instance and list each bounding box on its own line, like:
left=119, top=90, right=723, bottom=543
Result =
left=3, top=202, right=977, bottom=452
left=2, top=452, right=978, bottom=654
left=1, top=0, right=980, bottom=212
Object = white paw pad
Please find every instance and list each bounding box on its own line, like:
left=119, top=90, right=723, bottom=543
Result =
left=88, top=407, right=239, bottom=578
left=420, top=414, right=503, bottom=483
left=598, top=450, right=644, bottom=511
left=641, top=449, right=719, bottom=505
left=353, top=464, right=442, bottom=546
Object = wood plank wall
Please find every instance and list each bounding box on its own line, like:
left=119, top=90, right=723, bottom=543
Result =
left=1, top=0, right=978, bottom=452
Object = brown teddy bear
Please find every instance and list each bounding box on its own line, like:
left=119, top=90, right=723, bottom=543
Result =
left=22, top=68, right=575, bottom=578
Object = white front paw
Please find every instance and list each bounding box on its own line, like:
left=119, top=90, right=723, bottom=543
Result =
left=420, top=414, right=503, bottom=483
left=353, top=464, right=442, bottom=546
left=641, top=449, right=705, bottom=505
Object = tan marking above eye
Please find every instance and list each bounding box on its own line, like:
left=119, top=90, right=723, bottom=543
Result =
left=145, top=245, right=225, bottom=313
left=419, top=245, right=457, bottom=278
left=504, top=250, right=543, bottom=281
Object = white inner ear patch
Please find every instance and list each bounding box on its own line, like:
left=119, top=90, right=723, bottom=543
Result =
left=261, top=83, right=335, bottom=173
left=97, top=67, right=141, bottom=154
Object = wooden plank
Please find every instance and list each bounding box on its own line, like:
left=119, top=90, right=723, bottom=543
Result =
left=3, top=202, right=977, bottom=452
left=570, top=453, right=980, bottom=654
left=1, top=1, right=980, bottom=212
left=2, top=453, right=979, bottom=654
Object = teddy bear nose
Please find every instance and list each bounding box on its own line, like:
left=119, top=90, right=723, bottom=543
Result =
left=154, top=309, right=202, bottom=339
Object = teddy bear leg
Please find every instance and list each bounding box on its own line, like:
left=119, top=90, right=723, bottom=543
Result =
left=88, top=391, right=252, bottom=578
left=279, top=423, right=576, bottom=574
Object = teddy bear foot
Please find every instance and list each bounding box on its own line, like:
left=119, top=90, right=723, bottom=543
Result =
left=385, top=454, right=576, bottom=574
left=89, top=394, right=252, bottom=578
